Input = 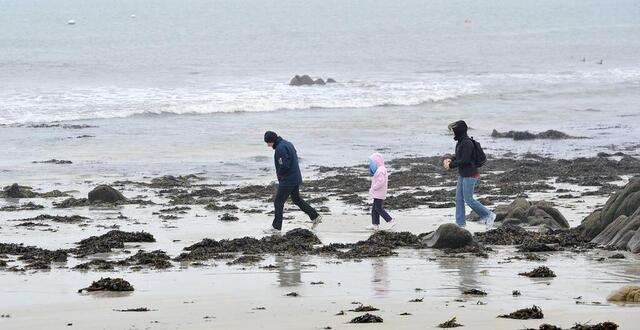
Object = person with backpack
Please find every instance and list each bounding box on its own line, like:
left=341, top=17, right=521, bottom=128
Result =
left=263, top=131, right=323, bottom=234
left=443, top=120, right=495, bottom=230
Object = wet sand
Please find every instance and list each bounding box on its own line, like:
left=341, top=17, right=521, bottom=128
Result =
left=1, top=246, right=639, bottom=329
left=1, top=154, right=640, bottom=329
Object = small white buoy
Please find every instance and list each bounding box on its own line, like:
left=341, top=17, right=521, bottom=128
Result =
left=130, top=14, right=136, bottom=19
left=67, top=19, right=76, bottom=25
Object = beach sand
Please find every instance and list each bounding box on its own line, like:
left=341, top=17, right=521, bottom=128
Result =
left=2, top=174, right=640, bottom=329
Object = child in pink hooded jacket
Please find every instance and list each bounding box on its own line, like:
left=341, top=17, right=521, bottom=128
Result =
left=368, top=153, right=396, bottom=230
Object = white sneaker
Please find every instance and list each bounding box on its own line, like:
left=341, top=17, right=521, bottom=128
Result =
left=311, top=215, right=323, bottom=229
left=385, top=220, right=397, bottom=230
left=484, top=212, right=496, bottom=231
left=365, top=224, right=379, bottom=231
left=263, top=227, right=281, bottom=235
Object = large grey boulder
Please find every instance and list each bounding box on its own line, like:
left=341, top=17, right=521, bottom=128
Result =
left=88, top=185, right=127, bottom=203
left=579, top=178, right=640, bottom=240
left=628, top=227, right=640, bottom=253
left=591, top=208, right=640, bottom=251
left=601, top=179, right=640, bottom=225
left=591, top=215, right=629, bottom=246
left=627, top=226, right=640, bottom=253
left=579, top=177, right=640, bottom=254
left=526, top=201, right=570, bottom=228
left=421, top=223, right=473, bottom=249
left=492, top=197, right=530, bottom=222
left=480, top=198, right=568, bottom=229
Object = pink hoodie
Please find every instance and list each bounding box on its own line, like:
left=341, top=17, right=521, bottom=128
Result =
left=369, top=153, right=388, bottom=200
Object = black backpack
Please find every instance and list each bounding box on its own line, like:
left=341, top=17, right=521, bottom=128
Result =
left=470, top=137, right=487, bottom=167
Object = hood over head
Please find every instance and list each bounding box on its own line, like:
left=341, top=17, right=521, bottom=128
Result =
left=370, top=152, right=385, bottom=167
left=448, top=120, right=468, bottom=141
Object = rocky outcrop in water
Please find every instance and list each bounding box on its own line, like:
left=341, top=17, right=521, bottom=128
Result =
left=579, top=178, right=640, bottom=253
left=491, top=129, right=579, bottom=140
left=289, top=75, right=335, bottom=86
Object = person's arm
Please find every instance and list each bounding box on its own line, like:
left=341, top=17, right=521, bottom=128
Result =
left=371, top=170, right=386, bottom=191
left=275, top=146, right=291, bottom=176
left=449, top=140, right=473, bottom=169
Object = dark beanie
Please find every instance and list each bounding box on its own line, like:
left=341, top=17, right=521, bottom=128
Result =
left=264, top=131, right=278, bottom=143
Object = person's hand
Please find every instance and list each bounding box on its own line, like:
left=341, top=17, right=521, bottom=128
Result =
left=443, top=159, right=451, bottom=170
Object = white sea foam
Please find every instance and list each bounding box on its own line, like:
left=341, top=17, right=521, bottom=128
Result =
left=0, top=78, right=482, bottom=125
left=1, top=68, right=639, bottom=125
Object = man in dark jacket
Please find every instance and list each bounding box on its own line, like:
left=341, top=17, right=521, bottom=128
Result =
left=263, top=131, right=322, bottom=233
left=443, top=121, right=495, bottom=230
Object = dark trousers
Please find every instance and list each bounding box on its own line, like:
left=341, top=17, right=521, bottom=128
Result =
left=371, top=198, right=392, bottom=225
left=272, top=184, right=319, bottom=230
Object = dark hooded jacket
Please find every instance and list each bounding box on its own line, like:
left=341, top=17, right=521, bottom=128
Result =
left=449, top=122, right=478, bottom=177
left=272, top=137, right=303, bottom=186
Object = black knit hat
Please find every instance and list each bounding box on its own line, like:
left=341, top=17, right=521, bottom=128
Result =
left=264, top=131, right=278, bottom=143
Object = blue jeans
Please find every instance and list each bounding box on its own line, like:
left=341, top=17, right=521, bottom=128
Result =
left=455, top=176, right=491, bottom=226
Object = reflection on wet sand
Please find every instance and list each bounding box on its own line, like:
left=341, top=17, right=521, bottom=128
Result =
left=371, top=258, right=389, bottom=297
left=276, top=255, right=302, bottom=287
left=437, top=255, right=481, bottom=295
